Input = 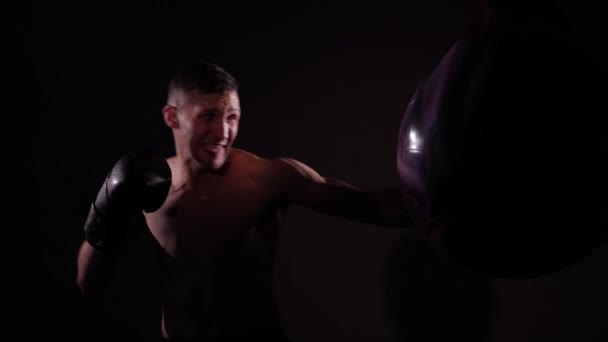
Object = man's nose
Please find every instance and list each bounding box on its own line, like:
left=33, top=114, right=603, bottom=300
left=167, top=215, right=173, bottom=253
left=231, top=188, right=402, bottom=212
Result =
left=210, top=118, right=229, bottom=140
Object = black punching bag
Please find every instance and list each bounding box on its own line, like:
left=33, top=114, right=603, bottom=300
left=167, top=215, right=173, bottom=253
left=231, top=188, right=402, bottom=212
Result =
left=396, top=1, right=608, bottom=278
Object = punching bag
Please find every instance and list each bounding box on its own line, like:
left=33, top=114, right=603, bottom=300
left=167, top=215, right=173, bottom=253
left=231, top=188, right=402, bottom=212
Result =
left=396, top=0, right=607, bottom=278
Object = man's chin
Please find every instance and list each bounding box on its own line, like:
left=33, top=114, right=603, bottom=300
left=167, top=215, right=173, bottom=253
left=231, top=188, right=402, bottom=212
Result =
left=194, top=148, right=228, bottom=168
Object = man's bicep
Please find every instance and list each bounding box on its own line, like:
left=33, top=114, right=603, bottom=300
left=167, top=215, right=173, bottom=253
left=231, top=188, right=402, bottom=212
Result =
left=274, top=158, right=360, bottom=212
left=274, top=158, right=331, bottom=206
left=277, top=158, right=325, bottom=183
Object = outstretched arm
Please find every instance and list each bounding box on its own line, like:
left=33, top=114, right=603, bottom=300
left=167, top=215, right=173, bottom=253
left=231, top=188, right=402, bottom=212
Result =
left=276, top=158, right=413, bottom=228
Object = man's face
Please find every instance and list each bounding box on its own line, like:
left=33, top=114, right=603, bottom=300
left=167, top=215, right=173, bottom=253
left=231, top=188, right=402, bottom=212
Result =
left=172, top=90, right=241, bottom=170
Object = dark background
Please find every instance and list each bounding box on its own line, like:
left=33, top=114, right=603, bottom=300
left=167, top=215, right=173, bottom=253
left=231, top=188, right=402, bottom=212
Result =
left=18, top=0, right=607, bottom=341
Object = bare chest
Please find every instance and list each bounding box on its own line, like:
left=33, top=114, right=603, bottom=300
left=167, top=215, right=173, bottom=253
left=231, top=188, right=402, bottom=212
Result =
left=144, top=176, right=282, bottom=261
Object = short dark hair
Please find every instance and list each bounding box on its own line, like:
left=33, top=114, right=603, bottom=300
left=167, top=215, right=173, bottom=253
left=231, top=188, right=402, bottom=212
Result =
left=168, top=62, right=239, bottom=99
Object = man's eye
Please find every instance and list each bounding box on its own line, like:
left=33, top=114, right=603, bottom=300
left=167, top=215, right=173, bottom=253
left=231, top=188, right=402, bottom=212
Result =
left=227, top=115, right=239, bottom=121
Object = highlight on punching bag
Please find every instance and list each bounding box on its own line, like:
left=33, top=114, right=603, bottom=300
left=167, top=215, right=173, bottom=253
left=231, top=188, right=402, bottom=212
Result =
left=396, top=0, right=608, bottom=278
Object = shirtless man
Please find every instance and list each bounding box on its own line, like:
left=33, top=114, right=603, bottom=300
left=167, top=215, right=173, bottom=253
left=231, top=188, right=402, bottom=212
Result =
left=76, top=62, right=412, bottom=341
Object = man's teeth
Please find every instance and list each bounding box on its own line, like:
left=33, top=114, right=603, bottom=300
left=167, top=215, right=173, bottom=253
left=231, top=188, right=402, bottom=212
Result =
left=204, top=144, right=225, bottom=150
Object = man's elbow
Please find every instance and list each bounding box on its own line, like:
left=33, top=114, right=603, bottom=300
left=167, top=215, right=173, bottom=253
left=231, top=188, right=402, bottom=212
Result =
left=76, top=241, right=109, bottom=296
left=76, top=272, right=92, bottom=296
left=76, top=270, right=105, bottom=296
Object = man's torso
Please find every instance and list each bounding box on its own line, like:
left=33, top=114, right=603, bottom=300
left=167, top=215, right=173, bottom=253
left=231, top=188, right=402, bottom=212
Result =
left=144, top=150, right=289, bottom=339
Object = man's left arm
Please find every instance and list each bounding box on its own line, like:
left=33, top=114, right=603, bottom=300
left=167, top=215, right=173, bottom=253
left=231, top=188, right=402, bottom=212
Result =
left=276, top=158, right=413, bottom=229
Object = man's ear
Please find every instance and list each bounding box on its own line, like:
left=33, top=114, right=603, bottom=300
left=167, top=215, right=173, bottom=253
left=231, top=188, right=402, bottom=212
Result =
left=163, top=105, right=179, bottom=129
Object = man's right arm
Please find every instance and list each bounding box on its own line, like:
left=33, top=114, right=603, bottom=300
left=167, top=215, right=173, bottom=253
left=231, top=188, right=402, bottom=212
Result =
left=76, top=213, right=144, bottom=295
left=75, top=152, right=171, bottom=296
left=76, top=240, right=112, bottom=295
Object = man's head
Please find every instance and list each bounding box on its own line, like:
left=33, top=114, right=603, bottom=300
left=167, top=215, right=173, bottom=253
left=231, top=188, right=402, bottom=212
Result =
left=163, top=62, right=241, bottom=171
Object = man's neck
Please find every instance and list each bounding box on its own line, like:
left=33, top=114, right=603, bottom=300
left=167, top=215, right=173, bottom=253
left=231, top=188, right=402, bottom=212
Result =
left=169, top=154, right=231, bottom=190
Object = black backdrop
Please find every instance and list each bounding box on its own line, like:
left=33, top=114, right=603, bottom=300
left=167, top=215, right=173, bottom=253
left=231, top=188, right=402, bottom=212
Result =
left=17, top=1, right=608, bottom=341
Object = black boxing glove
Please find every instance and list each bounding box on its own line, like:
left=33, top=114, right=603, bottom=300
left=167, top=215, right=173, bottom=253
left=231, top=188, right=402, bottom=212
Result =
left=83, top=152, right=171, bottom=252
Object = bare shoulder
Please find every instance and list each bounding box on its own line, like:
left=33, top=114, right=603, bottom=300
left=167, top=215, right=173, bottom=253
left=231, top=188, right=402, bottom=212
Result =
left=230, top=148, right=274, bottom=179
left=231, top=149, right=324, bottom=187
left=269, top=157, right=325, bottom=184
left=230, top=148, right=266, bottom=167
